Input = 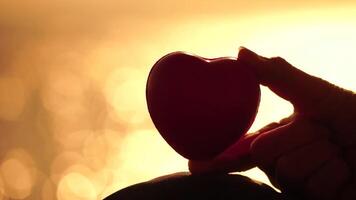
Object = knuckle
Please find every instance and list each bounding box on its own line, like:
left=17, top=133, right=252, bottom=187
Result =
left=323, top=140, right=340, bottom=155
left=292, top=119, right=330, bottom=139
left=315, top=83, right=355, bottom=134
left=270, top=56, right=286, bottom=63
left=250, top=135, right=272, bottom=166
left=279, top=114, right=295, bottom=125
left=250, top=137, right=264, bottom=160
left=311, top=123, right=331, bottom=139
left=258, top=122, right=280, bottom=133
left=268, top=57, right=289, bottom=68
left=275, top=156, right=292, bottom=178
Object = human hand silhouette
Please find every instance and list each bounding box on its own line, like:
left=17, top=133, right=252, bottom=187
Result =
left=189, top=48, right=356, bottom=200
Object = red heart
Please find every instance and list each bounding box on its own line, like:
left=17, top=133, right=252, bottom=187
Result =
left=146, top=52, right=260, bottom=160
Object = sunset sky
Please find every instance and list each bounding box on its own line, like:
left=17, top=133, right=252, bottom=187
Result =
left=0, top=0, right=356, bottom=199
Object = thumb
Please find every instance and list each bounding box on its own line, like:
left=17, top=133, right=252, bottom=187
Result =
left=189, top=116, right=295, bottom=174
left=189, top=133, right=259, bottom=174
left=238, top=47, right=336, bottom=113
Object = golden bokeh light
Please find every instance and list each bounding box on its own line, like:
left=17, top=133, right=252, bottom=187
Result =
left=0, top=1, right=356, bottom=199
left=50, top=151, right=85, bottom=184
left=120, top=129, right=187, bottom=173
left=54, top=129, right=93, bottom=150
left=41, top=69, right=87, bottom=118
left=0, top=149, right=37, bottom=199
left=107, top=129, right=187, bottom=191
left=64, top=164, right=112, bottom=199
left=82, top=133, right=109, bottom=170
left=104, top=67, right=148, bottom=126
left=57, top=172, right=97, bottom=200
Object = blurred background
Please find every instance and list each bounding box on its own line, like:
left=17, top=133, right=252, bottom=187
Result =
left=0, top=0, right=356, bottom=199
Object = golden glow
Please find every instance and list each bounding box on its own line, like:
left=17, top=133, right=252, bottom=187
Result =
left=1, top=159, right=33, bottom=198
left=41, top=178, right=56, bottom=200
left=82, top=133, right=109, bottom=170
left=250, top=87, right=294, bottom=132
left=104, top=129, right=187, bottom=195
left=50, top=151, right=85, bottom=183
left=41, top=69, right=87, bottom=118
left=0, top=1, right=356, bottom=199
left=54, top=129, right=93, bottom=150
left=0, top=78, right=26, bottom=121
left=104, top=67, right=148, bottom=126
left=57, top=172, right=97, bottom=200
left=0, top=177, right=5, bottom=200
left=0, top=149, right=36, bottom=199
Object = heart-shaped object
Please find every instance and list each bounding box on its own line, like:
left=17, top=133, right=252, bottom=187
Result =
left=146, top=52, right=260, bottom=160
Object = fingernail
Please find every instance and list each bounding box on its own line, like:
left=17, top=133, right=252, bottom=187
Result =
left=238, top=46, right=254, bottom=53
left=251, top=130, right=260, bottom=135
left=238, top=47, right=258, bottom=61
left=238, top=46, right=247, bottom=51
left=189, top=161, right=212, bottom=174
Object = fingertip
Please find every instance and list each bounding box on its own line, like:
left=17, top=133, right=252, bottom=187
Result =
left=238, top=48, right=331, bottom=111
left=188, top=160, right=215, bottom=174
left=238, top=47, right=258, bottom=62
left=188, top=134, right=260, bottom=174
left=238, top=46, right=250, bottom=53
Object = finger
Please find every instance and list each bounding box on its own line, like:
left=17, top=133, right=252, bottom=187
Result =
left=237, top=47, right=336, bottom=113
left=305, top=157, right=350, bottom=200
left=189, top=133, right=259, bottom=174
left=189, top=115, right=295, bottom=174
left=275, top=139, right=340, bottom=190
left=251, top=119, right=330, bottom=170
left=257, top=114, right=295, bottom=134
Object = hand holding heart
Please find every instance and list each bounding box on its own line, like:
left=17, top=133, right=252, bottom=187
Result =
left=189, top=48, right=356, bottom=200
left=146, top=52, right=260, bottom=160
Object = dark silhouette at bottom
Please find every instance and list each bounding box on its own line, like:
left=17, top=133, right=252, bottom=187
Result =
left=104, top=172, right=298, bottom=200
